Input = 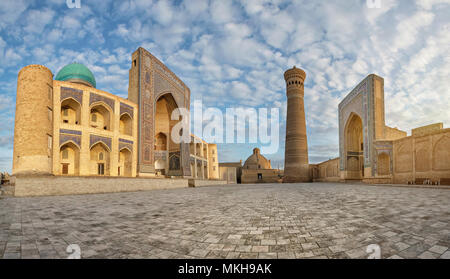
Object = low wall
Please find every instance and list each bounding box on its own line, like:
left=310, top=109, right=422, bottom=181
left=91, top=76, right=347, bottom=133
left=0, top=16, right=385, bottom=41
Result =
left=14, top=176, right=190, bottom=197
left=188, top=179, right=229, bottom=187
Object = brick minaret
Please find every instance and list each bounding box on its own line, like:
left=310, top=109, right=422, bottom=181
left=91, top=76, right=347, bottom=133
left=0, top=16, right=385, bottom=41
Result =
left=283, top=66, right=310, bottom=183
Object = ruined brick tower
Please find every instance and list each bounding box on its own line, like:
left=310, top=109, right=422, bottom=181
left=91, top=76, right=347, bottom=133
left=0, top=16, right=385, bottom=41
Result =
left=283, top=66, right=311, bottom=183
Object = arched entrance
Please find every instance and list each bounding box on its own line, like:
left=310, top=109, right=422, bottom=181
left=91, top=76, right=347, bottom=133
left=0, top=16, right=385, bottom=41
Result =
left=90, top=103, right=112, bottom=131
left=119, top=113, right=133, bottom=136
left=60, top=142, right=80, bottom=175
left=119, top=148, right=132, bottom=177
left=61, top=98, right=81, bottom=125
left=155, top=93, right=182, bottom=176
left=345, top=113, right=364, bottom=179
left=90, top=142, right=110, bottom=176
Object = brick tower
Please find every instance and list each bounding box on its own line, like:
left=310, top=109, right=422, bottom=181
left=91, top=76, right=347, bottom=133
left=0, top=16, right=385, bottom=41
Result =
left=13, top=65, right=54, bottom=175
left=283, top=66, right=311, bottom=183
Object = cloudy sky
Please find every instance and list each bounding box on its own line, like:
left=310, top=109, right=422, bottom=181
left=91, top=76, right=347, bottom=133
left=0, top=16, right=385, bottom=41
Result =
left=0, top=0, right=449, bottom=173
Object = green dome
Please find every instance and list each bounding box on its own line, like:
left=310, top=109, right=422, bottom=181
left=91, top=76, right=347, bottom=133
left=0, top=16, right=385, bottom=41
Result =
left=55, top=63, right=96, bottom=88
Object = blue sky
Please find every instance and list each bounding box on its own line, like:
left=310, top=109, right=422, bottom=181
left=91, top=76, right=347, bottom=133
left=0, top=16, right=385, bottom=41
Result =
left=0, top=0, right=449, bottom=173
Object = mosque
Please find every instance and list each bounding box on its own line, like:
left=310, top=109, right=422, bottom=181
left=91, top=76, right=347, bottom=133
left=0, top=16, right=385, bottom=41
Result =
left=12, top=47, right=219, bottom=180
left=11, top=47, right=450, bottom=192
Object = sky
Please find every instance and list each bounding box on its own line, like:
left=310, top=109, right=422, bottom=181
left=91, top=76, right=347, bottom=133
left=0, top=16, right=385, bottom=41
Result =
left=0, top=0, right=449, bottom=173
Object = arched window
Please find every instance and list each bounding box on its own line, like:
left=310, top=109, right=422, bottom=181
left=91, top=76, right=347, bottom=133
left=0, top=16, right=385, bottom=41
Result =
left=62, top=149, right=68, bottom=159
left=99, top=152, right=104, bottom=161
left=92, top=113, right=97, bottom=122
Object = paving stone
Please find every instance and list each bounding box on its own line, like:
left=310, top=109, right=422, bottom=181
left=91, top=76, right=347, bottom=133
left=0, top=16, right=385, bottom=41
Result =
left=0, top=183, right=448, bottom=259
left=418, top=251, right=439, bottom=259
left=251, top=246, right=269, bottom=253
left=439, top=251, right=450, bottom=259
left=428, top=245, right=448, bottom=255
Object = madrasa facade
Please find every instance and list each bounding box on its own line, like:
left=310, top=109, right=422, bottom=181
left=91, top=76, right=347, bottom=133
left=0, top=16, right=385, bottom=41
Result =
left=12, top=47, right=219, bottom=180
left=311, top=74, right=450, bottom=185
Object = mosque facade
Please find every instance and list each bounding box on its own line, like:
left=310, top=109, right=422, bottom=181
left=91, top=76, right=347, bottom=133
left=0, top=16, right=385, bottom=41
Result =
left=12, top=47, right=219, bottom=180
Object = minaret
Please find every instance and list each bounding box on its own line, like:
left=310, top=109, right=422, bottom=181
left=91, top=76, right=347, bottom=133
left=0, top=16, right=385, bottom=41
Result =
left=283, top=66, right=310, bottom=183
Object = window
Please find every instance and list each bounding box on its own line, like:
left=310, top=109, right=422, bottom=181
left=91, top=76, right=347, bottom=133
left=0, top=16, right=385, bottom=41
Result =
left=48, top=87, right=53, bottom=100
left=63, top=109, right=68, bottom=116
left=99, top=152, right=104, bottom=161
left=213, top=158, right=215, bottom=162
left=48, top=108, right=52, bottom=121
left=91, top=113, right=97, bottom=122
left=63, top=120, right=68, bottom=123
left=133, top=60, right=137, bottom=67
left=213, top=166, right=216, bottom=171
left=212, top=150, right=215, bottom=154
left=258, top=173, right=263, bottom=180
left=62, top=149, right=68, bottom=159
left=258, top=164, right=261, bottom=169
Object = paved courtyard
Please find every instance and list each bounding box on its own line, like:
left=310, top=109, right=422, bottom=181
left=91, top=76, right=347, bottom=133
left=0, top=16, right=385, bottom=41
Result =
left=0, top=183, right=449, bottom=259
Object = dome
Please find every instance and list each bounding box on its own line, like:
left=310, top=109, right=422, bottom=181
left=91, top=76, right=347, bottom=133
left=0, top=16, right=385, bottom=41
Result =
left=55, top=63, right=96, bottom=88
left=243, top=148, right=272, bottom=170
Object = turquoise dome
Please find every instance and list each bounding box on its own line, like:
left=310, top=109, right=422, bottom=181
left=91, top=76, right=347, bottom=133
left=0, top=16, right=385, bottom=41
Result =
left=55, top=63, right=96, bottom=88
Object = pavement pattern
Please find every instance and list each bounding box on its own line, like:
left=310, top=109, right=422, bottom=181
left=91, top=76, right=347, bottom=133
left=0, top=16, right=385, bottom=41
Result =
left=0, top=183, right=449, bottom=259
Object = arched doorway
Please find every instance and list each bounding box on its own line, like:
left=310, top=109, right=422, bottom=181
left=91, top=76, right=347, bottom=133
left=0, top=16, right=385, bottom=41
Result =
left=60, top=142, right=80, bottom=175
left=155, top=133, right=167, bottom=151
left=119, top=148, right=132, bottom=177
left=90, top=142, right=110, bottom=176
left=119, top=113, right=133, bottom=136
left=90, top=103, right=112, bottom=131
left=61, top=98, right=81, bottom=125
left=155, top=93, right=182, bottom=176
left=345, top=113, right=364, bottom=179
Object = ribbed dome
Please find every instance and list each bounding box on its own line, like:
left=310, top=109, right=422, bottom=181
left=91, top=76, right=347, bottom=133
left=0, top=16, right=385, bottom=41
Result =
left=243, top=148, right=272, bottom=170
left=55, top=63, right=96, bottom=88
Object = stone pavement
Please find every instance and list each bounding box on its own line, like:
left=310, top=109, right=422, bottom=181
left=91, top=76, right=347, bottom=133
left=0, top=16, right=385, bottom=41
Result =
left=0, top=183, right=449, bottom=259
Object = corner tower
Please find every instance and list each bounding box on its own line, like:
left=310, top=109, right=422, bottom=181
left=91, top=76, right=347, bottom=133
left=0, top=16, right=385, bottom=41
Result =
left=283, top=66, right=310, bottom=183
left=13, top=65, right=54, bottom=175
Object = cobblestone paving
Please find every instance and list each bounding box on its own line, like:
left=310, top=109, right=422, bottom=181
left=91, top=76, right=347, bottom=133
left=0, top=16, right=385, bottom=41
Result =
left=0, top=183, right=449, bottom=259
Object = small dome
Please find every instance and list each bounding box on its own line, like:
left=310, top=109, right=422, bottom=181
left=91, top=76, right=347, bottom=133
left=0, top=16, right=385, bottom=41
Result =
left=55, top=63, right=96, bottom=88
left=243, top=148, right=272, bottom=170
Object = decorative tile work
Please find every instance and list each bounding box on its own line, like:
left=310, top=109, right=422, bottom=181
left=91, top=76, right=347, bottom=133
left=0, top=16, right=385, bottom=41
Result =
left=60, top=129, right=82, bottom=147
left=139, top=51, right=154, bottom=167
left=119, top=138, right=133, bottom=144
left=154, top=71, right=183, bottom=107
left=154, top=151, right=167, bottom=161
left=181, top=142, right=191, bottom=176
left=90, top=135, right=112, bottom=150
left=154, top=62, right=184, bottom=91
left=60, top=87, right=83, bottom=104
left=60, top=134, right=81, bottom=148
left=89, top=92, right=115, bottom=112
left=120, top=103, right=134, bottom=118
left=169, top=152, right=181, bottom=170
left=60, top=129, right=82, bottom=136
left=119, top=139, right=133, bottom=152
left=135, top=48, right=191, bottom=175
left=119, top=142, right=133, bottom=152
left=338, top=78, right=368, bottom=171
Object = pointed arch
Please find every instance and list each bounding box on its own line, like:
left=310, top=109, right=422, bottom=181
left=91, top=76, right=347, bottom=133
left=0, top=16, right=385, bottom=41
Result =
left=60, top=141, right=80, bottom=175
